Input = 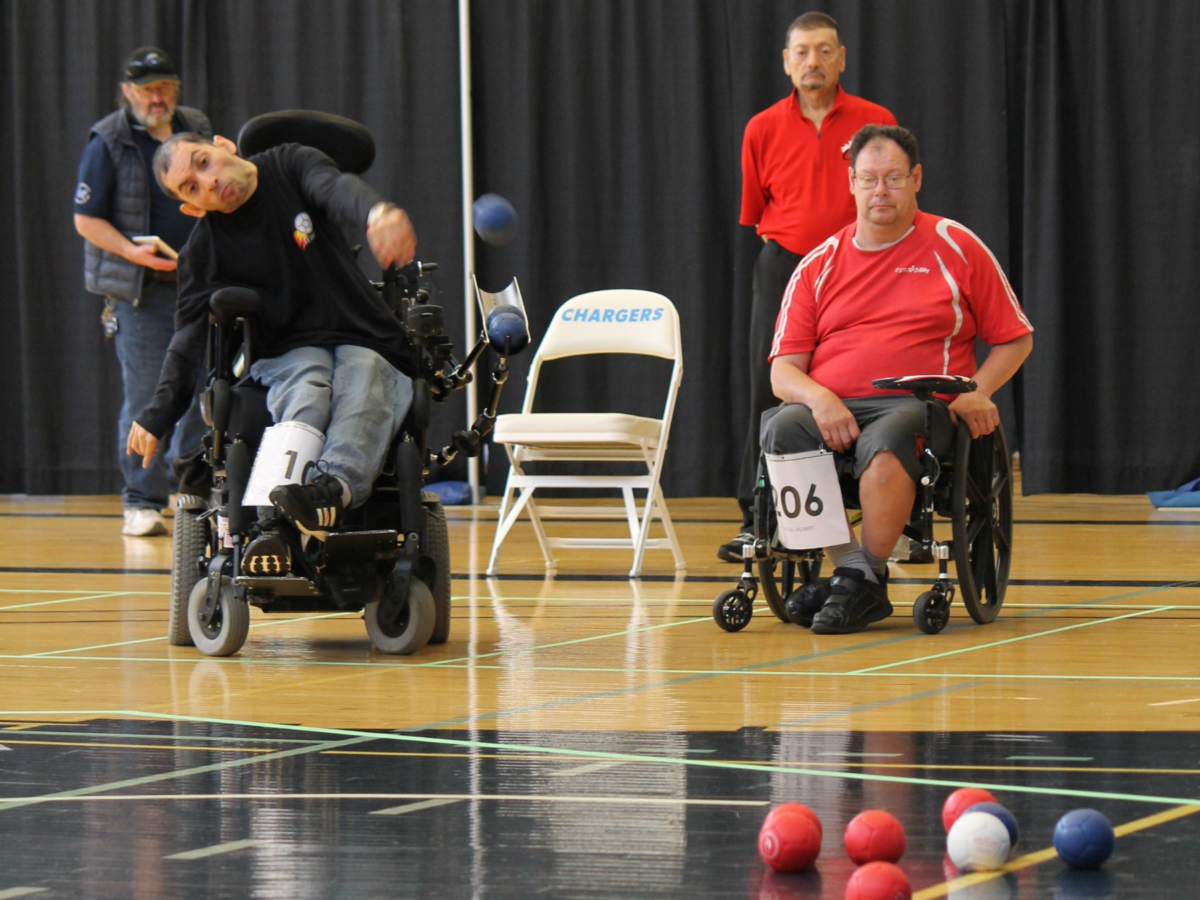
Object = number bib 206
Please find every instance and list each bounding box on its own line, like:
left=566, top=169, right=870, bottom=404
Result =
left=763, top=450, right=850, bottom=550
left=242, top=421, right=326, bottom=507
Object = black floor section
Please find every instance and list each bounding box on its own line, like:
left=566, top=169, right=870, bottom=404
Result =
left=1, top=722, right=1197, bottom=898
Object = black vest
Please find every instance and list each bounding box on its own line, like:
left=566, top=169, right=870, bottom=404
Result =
left=82, top=106, right=213, bottom=301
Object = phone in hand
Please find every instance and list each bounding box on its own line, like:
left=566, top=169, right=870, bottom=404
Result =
left=131, top=235, right=178, bottom=260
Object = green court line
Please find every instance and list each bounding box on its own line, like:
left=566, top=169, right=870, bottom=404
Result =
left=5, top=730, right=322, bottom=744
left=849, top=606, right=1171, bottom=674
left=0, top=731, right=375, bottom=812
left=15, top=610, right=708, bottom=664
left=0, top=588, right=167, bottom=595
left=0, top=592, right=131, bottom=611
left=22, top=611, right=355, bottom=658
left=6, top=653, right=1200, bottom=684
left=775, top=681, right=986, bottom=727
left=6, top=709, right=1200, bottom=811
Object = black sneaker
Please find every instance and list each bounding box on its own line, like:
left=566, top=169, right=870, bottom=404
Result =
left=241, top=531, right=292, bottom=576
left=718, top=531, right=755, bottom=563
left=785, top=579, right=831, bottom=627
left=810, top=566, right=893, bottom=634
left=269, top=473, right=346, bottom=538
left=786, top=566, right=888, bottom=627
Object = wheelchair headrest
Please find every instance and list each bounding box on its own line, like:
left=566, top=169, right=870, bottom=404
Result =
left=210, top=286, right=263, bottom=325
left=236, top=110, right=375, bottom=174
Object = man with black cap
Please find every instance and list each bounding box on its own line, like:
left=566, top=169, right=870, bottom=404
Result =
left=74, top=47, right=212, bottom=536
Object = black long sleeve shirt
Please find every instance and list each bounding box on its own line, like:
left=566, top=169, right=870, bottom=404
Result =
left=137, top=143, right=414, bottom=438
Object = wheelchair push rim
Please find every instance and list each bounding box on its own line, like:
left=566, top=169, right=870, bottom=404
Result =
left=951, top=423, right=1013, bottom=624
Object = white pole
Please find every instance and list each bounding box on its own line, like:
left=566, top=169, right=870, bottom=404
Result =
left=459, top=0, right=480, bottom=504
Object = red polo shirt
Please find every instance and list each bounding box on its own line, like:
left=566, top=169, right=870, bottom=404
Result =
left=741, top=86, right=897, bottom=257
left=769, top=211, right=1034, bottom=399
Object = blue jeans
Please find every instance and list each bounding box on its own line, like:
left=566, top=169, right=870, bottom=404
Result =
left=249, top=345, right=414, bottom=507
left=112, top=280, right=206, bottom=509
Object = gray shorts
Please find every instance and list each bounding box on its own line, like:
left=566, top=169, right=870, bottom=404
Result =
left=759, top=396, right=954, bottom=484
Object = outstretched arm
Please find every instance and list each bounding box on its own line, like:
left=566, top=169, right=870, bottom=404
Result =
left=290, top=144, right=416, bottom=268
left=947, top=333, right=1033, bottom=438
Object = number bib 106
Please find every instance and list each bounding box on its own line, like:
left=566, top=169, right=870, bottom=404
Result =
left=243, top=421, right=326, bottom=506
left=763, top=450, right=850, bottom=550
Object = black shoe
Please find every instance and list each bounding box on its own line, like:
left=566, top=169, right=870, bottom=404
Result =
left=785, top=579, right=831, bottom=627
left=241, top=531, right=292, bottom=576
left=810, top=566, right=893, bottom=635
left=718, top=531, right=755, bottom=563
left=269, top=473, right=346, bottom=537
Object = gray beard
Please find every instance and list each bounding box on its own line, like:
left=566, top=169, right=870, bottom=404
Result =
left=137, top=108, right=173, bottom=129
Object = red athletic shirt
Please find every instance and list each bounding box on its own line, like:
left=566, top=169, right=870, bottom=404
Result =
left=741, top=87, right=897, bottom=257
left=769, top=211, right=1034, bottom=399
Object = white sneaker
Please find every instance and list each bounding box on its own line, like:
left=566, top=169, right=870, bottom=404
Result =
left=122, top=508, right=168, bottom=537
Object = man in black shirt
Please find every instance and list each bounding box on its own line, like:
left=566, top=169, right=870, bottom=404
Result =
left=74, top=47, right=211, bottom=536
left=127, top=132, right=418, bottom=537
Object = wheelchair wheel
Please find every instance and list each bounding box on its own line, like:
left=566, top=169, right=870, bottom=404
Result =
left=951, top=424, right=1013, bottom=624
left=758, top=557, right=823, bottom=624
left=712, top=589, right=753, bottom=632
left=753, top=472, right=821, bottom=622
left=423, top=497, right=452, bottom=645
left=187, top=577, right=250, bottom=657
left=169, top=502, right=209, bottom=646
left=365, top=576, right=436, bottom=654
left=913, top=590, right=951, bottom=634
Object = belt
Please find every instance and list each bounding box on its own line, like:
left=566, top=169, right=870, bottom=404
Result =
left=149, top=269, right=177, bottom=283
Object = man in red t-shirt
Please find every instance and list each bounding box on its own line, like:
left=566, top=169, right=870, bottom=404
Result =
left=724, top=11, right=897, bottom=563
left=763, top=124, right=1033, bottom=634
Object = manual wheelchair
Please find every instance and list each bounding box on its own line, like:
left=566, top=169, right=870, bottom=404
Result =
left=167, top=111, right=524, bottom=657
left=712, top=375, right=1013, bottom=635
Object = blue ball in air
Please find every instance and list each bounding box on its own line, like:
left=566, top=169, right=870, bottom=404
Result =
left=473, top=193, right=517, bottom=246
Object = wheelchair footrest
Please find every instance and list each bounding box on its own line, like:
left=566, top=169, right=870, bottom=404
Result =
left=322, top=530, right=403, bottom=565
left=235, top=576, right=322, bottom=597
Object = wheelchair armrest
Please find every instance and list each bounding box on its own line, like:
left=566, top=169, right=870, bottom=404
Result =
left=210, top=287, right=263, bottom=326
left=871, top=374, right=977, bottom=396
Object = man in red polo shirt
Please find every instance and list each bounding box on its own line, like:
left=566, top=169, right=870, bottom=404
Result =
left=723, top=11, right=897, bottom=562
left=763, top=124, right=1033, bottom=634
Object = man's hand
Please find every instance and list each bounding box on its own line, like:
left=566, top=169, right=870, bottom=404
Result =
left=948, top=390, right=1000, bottom=439
left=367, top=203, right=417, bottom=269
left=810, top=389, right=861, bottom=453
left=127, top=422, right=160, bottom=469
left=130, top=242, right=177, bottom=272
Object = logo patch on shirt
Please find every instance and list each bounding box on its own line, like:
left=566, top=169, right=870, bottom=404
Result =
left=895, top=265, right=930, bottom=274
left=74, top=182, right=91, bottom=205
left=293, top=212, right=314, bottom=250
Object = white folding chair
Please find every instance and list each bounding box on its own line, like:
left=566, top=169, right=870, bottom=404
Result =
left=486, top=289, right=686, bottom=578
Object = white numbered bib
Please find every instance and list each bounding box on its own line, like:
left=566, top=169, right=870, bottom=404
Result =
left=243, top=422, right=326, bottom=506
left=764, top=450, right=850, bottom=550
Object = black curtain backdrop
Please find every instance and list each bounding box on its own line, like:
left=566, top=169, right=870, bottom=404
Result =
left=1, top=1, right=1197, bottom=497
left=0, top=0, right=463, bottom=495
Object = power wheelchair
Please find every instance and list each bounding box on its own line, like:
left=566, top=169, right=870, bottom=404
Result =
left=713, top=375, right=1013, bottom=635
left=167, top=111, right=525, bottom=657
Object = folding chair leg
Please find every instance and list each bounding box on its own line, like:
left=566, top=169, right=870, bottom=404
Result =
left=655, top=484, right=686, bottom=570
left=629, top=487, right=656, bottom=579
left=523, top=493, right=557, bottom=570
left=487, top=485, right=538, bottom=575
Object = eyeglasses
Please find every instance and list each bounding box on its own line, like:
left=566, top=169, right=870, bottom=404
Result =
left=852, top=172, right=913, bottom=190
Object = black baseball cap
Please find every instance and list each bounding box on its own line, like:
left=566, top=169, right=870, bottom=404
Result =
left=123, top=47, right=180, bottom=85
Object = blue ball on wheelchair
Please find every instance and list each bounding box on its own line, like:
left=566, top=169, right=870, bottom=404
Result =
left=486, top=306, right=528, bottom=355
left=473, top=193, right=517, bottom=246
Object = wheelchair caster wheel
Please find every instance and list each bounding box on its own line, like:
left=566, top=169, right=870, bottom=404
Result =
left=913, top=590, right=951, bottom=634
left=713, top=589, right=753, bottom=632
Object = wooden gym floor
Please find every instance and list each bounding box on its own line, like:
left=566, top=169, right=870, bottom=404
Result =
left=2, top=473, right=1200, bottom=898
